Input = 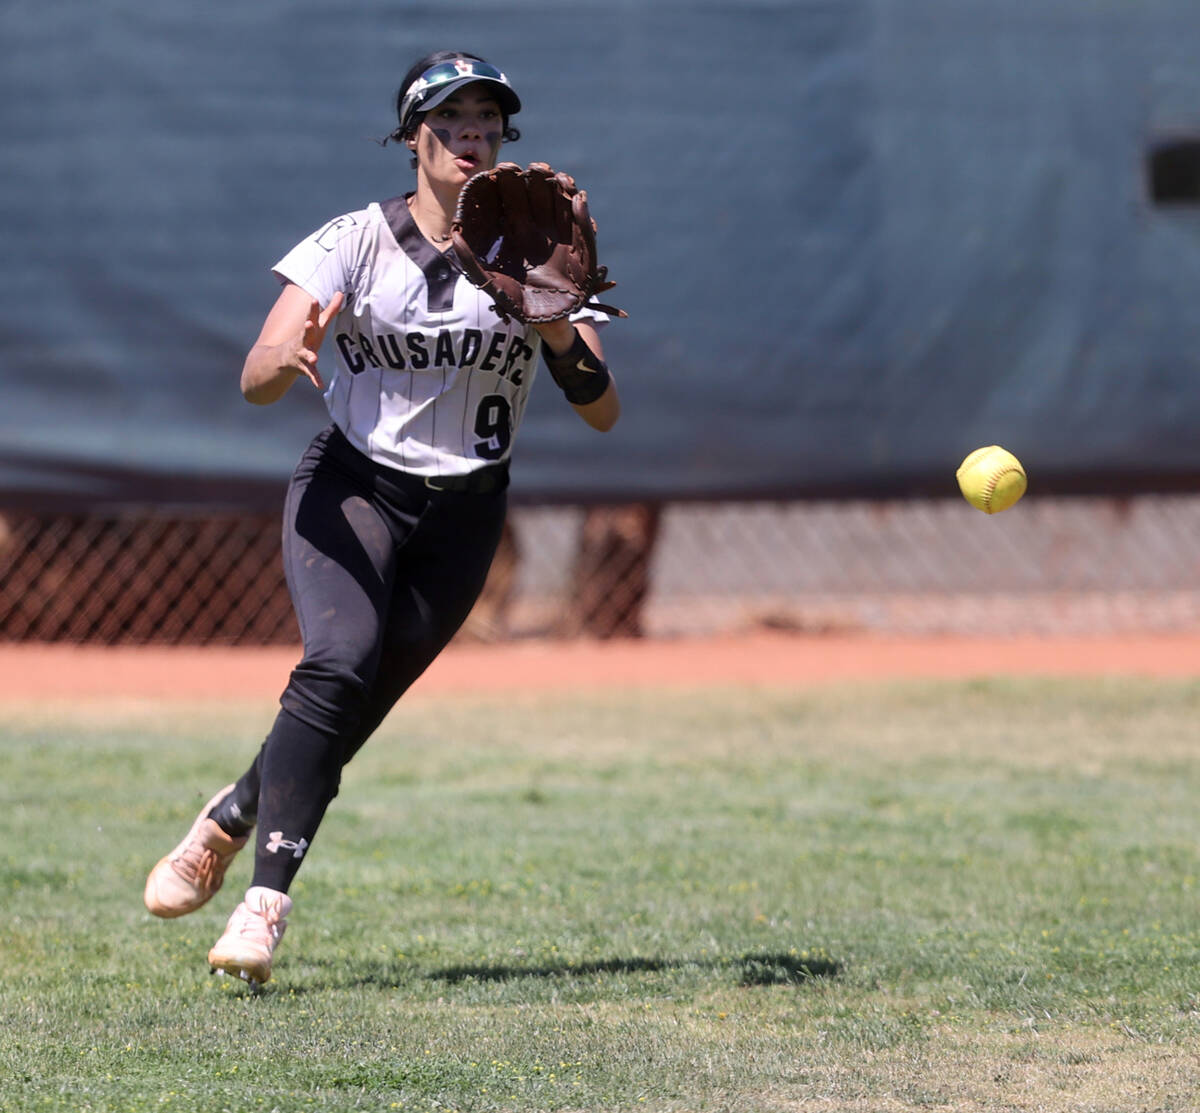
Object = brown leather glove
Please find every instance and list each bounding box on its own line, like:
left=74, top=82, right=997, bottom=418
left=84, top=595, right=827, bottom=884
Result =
left=451, top=162, right=626, bottom=325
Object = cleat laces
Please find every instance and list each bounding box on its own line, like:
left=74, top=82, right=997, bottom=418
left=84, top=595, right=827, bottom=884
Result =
left=172, top=844, right=219, bottom=894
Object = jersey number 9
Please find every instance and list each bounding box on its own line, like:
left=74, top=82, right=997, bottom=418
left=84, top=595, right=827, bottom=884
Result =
left=474, top=395, right=512, bottom=461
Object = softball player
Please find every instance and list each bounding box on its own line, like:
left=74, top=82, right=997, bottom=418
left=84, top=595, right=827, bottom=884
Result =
left=143, top=50, right=620, bottom=986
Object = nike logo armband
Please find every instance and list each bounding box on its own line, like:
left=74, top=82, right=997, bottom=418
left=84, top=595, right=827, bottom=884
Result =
left=541, top=331, right=612, bottom=406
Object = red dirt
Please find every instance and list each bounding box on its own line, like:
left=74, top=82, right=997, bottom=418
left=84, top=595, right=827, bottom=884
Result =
left=1, top=631, right=1198, bottom=701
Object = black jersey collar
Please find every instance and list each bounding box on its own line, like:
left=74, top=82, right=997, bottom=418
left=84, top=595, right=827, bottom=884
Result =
left=379, top=193, right=460, bottom=313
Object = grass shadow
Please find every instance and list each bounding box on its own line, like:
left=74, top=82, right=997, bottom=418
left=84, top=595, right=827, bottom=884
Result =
left=736, top=951, right=840, bottom=986
left=433, top=955, right=674, bottom=983
left=430, top=950, right=841, bottom=988
left=273, top=950, right=841, bottom=997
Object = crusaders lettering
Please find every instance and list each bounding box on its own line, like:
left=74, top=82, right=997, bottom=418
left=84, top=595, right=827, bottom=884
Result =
left=335, top=327, right=533, bottom=385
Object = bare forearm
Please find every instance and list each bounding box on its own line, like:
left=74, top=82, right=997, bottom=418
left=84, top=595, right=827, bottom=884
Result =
left=241, top=344, right=310, bottom=405
left=572, top=378, right=620, bottom=431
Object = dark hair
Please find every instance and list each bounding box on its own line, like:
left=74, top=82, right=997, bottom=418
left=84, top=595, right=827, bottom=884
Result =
left=386, top=50, right=521, bottom=146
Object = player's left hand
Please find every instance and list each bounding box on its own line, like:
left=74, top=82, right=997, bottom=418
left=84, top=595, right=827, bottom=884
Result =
left=451, top=163, right=626, bottom=325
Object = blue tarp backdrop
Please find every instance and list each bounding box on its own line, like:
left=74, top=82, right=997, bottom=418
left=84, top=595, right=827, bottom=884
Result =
left=3, top=0, right=1200, bottom=509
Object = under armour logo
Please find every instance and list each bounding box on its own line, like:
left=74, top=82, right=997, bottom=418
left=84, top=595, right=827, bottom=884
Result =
left=266, top=831, right=309, bottom=859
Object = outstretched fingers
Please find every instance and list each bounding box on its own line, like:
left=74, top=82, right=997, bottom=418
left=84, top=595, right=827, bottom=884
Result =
left=295, top=346, right=323, bottom=390
left=317, top=290, right=345, bottom=331
left=306, top=291, right=344, bottom=342
left=295, top=291, right=344, bottom=390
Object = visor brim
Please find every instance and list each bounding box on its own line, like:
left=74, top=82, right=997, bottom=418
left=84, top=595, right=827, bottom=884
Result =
left=417, top=77, right=521, bottom=118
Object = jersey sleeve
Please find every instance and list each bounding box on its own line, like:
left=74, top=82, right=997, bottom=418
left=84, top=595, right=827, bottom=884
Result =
left=569, top=305, right=611, bottom=329
left=271, top=210, right=370, bottom=306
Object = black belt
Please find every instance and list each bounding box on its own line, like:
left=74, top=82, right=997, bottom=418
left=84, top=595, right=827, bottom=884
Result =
left=420, top=463, right=509, bottom=495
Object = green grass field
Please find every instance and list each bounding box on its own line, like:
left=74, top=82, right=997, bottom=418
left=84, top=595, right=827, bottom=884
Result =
left=3, top=677, right=1200, bottom=1112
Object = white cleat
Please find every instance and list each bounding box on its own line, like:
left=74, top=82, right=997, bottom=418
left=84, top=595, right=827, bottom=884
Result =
left=208, top=886, right=292, bottom=987
left=144, top=785, right=249, bottom=918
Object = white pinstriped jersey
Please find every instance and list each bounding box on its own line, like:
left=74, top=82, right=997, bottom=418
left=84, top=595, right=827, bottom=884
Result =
left=273, top=195, right=603, bottom=478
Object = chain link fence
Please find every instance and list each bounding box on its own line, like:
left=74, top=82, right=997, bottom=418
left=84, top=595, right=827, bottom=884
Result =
left=2, top=495, right=1200, bottom=645
left=0, top=512, right=296, bottom=644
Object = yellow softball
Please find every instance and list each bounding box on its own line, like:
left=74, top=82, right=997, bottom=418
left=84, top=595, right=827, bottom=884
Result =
left=956, top=445, right=1027, bottom=514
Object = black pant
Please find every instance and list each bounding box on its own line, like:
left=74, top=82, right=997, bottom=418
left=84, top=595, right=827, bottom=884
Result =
left=230, top=425, right=508, bottom=893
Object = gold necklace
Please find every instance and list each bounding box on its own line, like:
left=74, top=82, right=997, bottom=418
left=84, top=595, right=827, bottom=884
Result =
left=407, top=198, right=452, bottom=244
